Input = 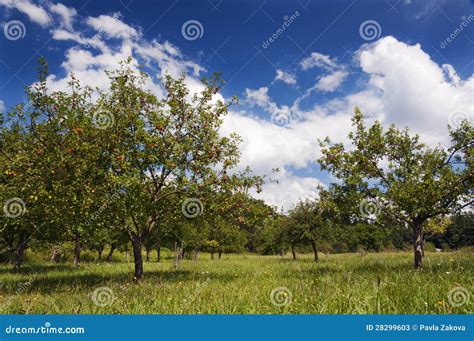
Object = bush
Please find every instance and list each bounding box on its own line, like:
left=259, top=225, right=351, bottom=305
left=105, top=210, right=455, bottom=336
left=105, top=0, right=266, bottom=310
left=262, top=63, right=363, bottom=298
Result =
left=424, top=242, right=436, bottom=252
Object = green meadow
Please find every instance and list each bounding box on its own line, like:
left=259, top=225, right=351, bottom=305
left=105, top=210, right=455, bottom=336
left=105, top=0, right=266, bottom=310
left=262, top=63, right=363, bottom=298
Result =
left=1, top=251, right=472, bottom=314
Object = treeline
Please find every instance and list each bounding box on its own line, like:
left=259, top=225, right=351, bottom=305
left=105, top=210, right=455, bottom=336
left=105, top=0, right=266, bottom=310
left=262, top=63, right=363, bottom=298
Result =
left=258, top=212, right=473, bottom=257
left=1, top=59, right=472, bottom=278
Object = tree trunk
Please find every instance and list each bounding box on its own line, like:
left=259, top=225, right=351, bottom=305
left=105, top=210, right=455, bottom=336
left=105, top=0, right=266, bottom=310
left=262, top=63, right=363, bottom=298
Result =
left=73, top=235, right=81, bottom=268
left=310, top=239, right=318, bottom=261
left=106, top=243, right=116, bottom=263
left=97, top=246, right=104, bottom=261
left=156, top=244, right=161, bottom=262
left=218, top=251, right=222, bottom=259
left=210, top=252, right=214, bottom=259
left=291, top=244, right=297, bottom=260
left=50, top=245, right=62, bottom=263
left=12, top=240, right=27, bottom=272
left=145, top=249, right=150, bottom=262
left=131, top=236, right=144, bottom=281
left=413, top=223, right=424, bottom=269
left=174, top=242, right=183, bottom=269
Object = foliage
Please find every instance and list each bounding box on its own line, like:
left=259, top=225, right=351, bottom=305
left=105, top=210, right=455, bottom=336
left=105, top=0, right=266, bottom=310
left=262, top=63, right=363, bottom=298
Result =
left=318, top=108, right=473, bottom=268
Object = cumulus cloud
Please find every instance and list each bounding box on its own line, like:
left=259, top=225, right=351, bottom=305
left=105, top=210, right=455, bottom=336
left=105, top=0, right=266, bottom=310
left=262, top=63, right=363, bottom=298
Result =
left=245, top=87, right=292, bottom=121
left=251, top=169, right=323, bottom=211
left=228, top=36, right=473, bottom=208
left=300, top=52, right=338, bottom=71
left=274, top=69, right=296, bottom=85
left=86, top=13, right=139, bottom=40
left=314, top=70, right=349, bottom=92
left=49, top=2, right=76, bottom=30
left=300, top=51, right=349, bottom=93
left=7, top=0, right=472, bottom=211
left=0, top=0, right=51, bottom=26
left=357, top=36, right=474, bottom=145
left=43, top=13, right=210, bottom=102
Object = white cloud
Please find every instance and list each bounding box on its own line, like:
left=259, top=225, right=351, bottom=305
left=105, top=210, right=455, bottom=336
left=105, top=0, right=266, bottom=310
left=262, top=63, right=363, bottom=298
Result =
left=300, top=51, right=348, bottom=93
left=357, top=36, right=474, bottom=145
left=86, top=13, right=139, bottom=40
left=441, top=64, right=460, bottom=86
left=12, top=0, right=472, bottom=211
left=251, top=169, right=323, bottom=211
left=300, top=52, right=338, bottom=71
left=51, top=29, right=110, bottom=53
left=43, top=11, right=211, bottom=103
left=49, top=3, right=77, bottom=30
left=222, top=107, right=351, bottom=175
left=0, top=100, right=5, bottom=112
left=274, top=69, right=296, bottom=85
left=231, top=36, right=474, bottom=209
left=245, top=87, right=292, bottom=120
left=0, top=0, right=51, bottom=27
left=314, top=70, right=349, bottom=92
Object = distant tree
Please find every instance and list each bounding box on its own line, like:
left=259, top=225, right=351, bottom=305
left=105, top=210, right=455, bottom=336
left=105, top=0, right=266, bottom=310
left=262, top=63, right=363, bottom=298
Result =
left=433, top=213, right=474, bottom=249
left=288, top=191, right=336, bottom=261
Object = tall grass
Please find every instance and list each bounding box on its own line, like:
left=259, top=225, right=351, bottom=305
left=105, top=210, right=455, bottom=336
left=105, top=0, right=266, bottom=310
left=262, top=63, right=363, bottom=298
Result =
left=0, top=251, right=472, bottom=314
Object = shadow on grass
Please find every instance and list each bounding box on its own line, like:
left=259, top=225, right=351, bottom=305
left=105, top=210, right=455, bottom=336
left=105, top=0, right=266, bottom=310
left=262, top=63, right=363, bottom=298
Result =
left=0, top=265, right=238, bottom=295
left=278, top=258, right=414, bottom=279
left=0, top=263, right=73, bottom=275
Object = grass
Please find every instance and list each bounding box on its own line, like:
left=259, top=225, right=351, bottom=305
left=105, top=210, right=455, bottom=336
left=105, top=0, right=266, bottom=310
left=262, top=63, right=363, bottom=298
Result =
left=0, top=251, right=472, bottom=314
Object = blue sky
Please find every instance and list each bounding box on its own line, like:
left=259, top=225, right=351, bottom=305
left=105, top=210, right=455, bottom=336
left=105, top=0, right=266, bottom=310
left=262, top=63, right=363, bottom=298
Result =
left=1, top=0, right=473, bottom=210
